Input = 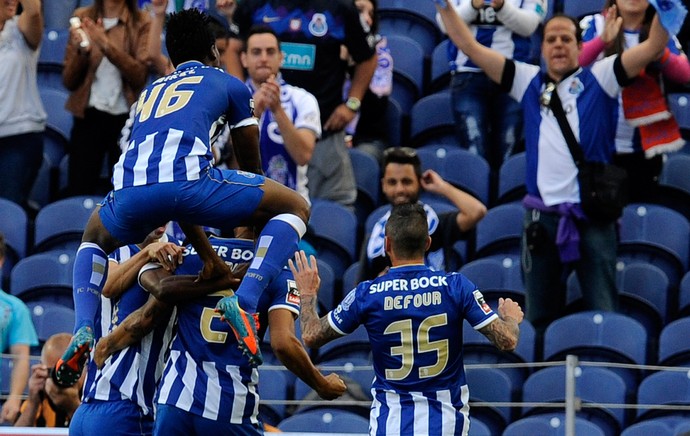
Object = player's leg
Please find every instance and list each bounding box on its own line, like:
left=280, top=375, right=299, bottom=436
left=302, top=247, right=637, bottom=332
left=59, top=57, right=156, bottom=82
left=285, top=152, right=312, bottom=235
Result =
left=214, top=177, right=308, bottom=366
left=54, top=206, right=121, bottom=387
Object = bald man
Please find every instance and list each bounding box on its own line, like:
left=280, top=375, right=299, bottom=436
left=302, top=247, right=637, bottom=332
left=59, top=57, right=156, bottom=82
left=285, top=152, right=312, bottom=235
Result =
left=14, top=333, right=82, bottom=427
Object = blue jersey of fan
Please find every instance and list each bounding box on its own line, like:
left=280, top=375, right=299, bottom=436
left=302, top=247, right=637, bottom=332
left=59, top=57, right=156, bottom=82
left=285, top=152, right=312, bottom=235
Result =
left=154, top=236, right=300, bottom=425
left=81, top=243, right=177, bottom=416
left=112, top=61, right=256, bottom=190
left=328, top=264, right=497, bottom=435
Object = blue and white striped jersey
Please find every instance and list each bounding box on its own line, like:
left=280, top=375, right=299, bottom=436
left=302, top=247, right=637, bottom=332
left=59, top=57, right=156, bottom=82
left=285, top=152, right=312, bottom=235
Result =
left=328, top=265, right=498, bottom=435
left=112, top=61, right=257, bottom=190
left=438, top=0, right=546, bottom=72
left=81, top=244, right=177, bottom=416
left=506, top=57, right=622, bottom=206
left=580, top=14, right=685, bottom=155
left=154, top=236, right=300, bottom=424
left=245, top=76, right=321, bottom=201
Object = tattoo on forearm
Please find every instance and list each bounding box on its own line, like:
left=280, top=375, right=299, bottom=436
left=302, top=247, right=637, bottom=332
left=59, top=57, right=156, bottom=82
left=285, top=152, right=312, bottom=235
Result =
left=300, top=295, right=340, bottom=347
left=481, top=319, right=519, bottom=351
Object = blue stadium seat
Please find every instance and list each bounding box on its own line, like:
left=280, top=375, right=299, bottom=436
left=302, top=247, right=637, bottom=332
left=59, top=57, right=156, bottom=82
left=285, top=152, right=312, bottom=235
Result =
left=465, top=367, right=513, bottom=434
left=33, top=196, right=100, bottom=253
left=0, top=198, right=28, bottom=291
left=563, top=0, right=604, bottom=18
left=459, top=256, right=525, bottom=308
left=473, top=203, right=524, bottom=259
left=9, top=251, right=75, bottom=307
left=658, top=318, right=690, bottom=367
left=39, top=87, right=72, bottom=160
left=378, top=0, right=441, bottom=56
left=277, top=408, right=370, bottom=434
left=26, top=301, right=74, bottom=343
left=462, top=318, right=535, bottom=391
left=342, top=261, right=361, bottom=296
left=621, top=419, right=675, bottom=436
left=497, top=151, right=527, bottom=205
left=522, top=366, right=627, bottom=436
left=349, top=147, right=381, bottom=228
left=308, top=200, right=359, bottom=279
left=387, top=34, right=425, bottom=116
left=503, top=414, right=606, bottom=436
left=668, top=93, right=690, bottom=133
left=315, top=258, right=337, bottom=314
left=567, top=263, right=668, bottom=342
left=636, top=371, right=690, bottom=423
left=383, top=96, right=403, bottom=148
left=410, top=93, right=457, bottom=147
left=38, top=29, right=68, bottom=68
left=43, top=0, right=80, bottom=29
left=656, top=153, right=690, bottom=221
left=313, top=324, right=371, bottom=363
left=429, top=39, right=452, bottom=93
left=468, top=418, right=492, bottom=436
left=416, top=145, right=490, bottom=206
left=679, top=272, right=690, bottom=318
left=257, top=368, right=290, bottom=426
left=543, top=311, right=647, bottom=394
left=617, top=203, right=690, bottom=287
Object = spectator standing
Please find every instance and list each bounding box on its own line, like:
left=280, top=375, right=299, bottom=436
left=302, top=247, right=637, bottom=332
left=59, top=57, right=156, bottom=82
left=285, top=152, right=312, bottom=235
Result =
left=242, top=25, right=320, bottom=203
left=62, top=0, right=150, bottom=197
left=435, top=0, right=546, bottom=173
left=230, top=0, right=378, bottom=208
left=291, top=203, right=523, bottom=435
left=579, top=0, right=690, bottom=203
left=0, top=234, right=39, bottom=424
left=0, top=0, right=45, bottom=210
left=360, top=147, right=487, bottom=281
left=435, top=1, right=670, bottom=335
left=14, top=333, right=82, bottom=428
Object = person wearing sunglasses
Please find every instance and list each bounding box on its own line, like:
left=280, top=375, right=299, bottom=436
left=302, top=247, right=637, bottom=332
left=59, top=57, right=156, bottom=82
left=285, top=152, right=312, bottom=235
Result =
left=435, top=0, right=670, bottom=336
left=360, top=147, right=487, bottom=281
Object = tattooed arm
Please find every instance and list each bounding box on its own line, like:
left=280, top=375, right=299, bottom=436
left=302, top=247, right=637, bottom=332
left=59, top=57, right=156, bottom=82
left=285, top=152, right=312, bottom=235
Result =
left=289, top=251, right=345, bottom=349
left=93, top=293, right=173, bottom=368
left=478, top=297, right=523, bottom=352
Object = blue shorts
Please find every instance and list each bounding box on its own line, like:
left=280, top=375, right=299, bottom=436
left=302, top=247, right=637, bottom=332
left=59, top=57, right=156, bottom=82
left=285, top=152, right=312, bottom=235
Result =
left=100, top=168, right=265, bottom=243
left=154, top=404, right=263, bottom=435
left=70, top=399, right=153, bottom=436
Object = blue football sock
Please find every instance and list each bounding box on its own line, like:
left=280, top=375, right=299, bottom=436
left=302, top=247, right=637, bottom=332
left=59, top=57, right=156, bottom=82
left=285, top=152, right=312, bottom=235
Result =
left=236, top=214, right=306, bottom=312
left=72, top=242, right=109, bottom=333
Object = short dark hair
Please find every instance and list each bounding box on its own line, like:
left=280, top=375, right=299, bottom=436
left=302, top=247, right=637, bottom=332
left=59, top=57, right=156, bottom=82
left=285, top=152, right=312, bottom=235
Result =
left=165, top=8, right=216, bottom=67
left=382, top=147, right=422, bottom=180
left=544, top=14, right=583, bottom=44
left=243, top=24, right=281, bottom=52
left=385, top=203, right=428, bottom=259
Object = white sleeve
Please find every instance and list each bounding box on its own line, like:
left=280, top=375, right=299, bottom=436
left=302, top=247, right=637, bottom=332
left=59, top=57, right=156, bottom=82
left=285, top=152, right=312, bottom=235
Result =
left=436, top=0, right=479, bottom=34
left=496, top=0, right=546, bottom=37
left=509, top=61, right=541, bottom=102
left=292, top=88, right=322, bottom=139
left=591, top=55, right=621, bottom=98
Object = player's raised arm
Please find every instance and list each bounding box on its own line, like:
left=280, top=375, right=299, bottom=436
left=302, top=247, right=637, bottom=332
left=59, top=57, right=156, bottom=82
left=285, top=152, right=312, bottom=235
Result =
left=478, top=297, right=523, bottom=351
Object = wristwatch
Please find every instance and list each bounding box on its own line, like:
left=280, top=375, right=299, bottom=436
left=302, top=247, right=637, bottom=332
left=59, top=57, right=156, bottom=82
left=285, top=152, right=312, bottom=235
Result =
left=345, top=96, right=361, bottom=113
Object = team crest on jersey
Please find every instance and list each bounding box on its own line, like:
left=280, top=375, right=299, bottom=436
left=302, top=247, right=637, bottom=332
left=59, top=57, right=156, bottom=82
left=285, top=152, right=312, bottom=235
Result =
left=569, top=78, right=584, bottom=95
left=289, top=18, right=302, bottom=32
left=308, top=14, right=328, bottom=37
left=286, top=279, right=300, bottom=305
left=473, top=290, right=492, bottom=314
